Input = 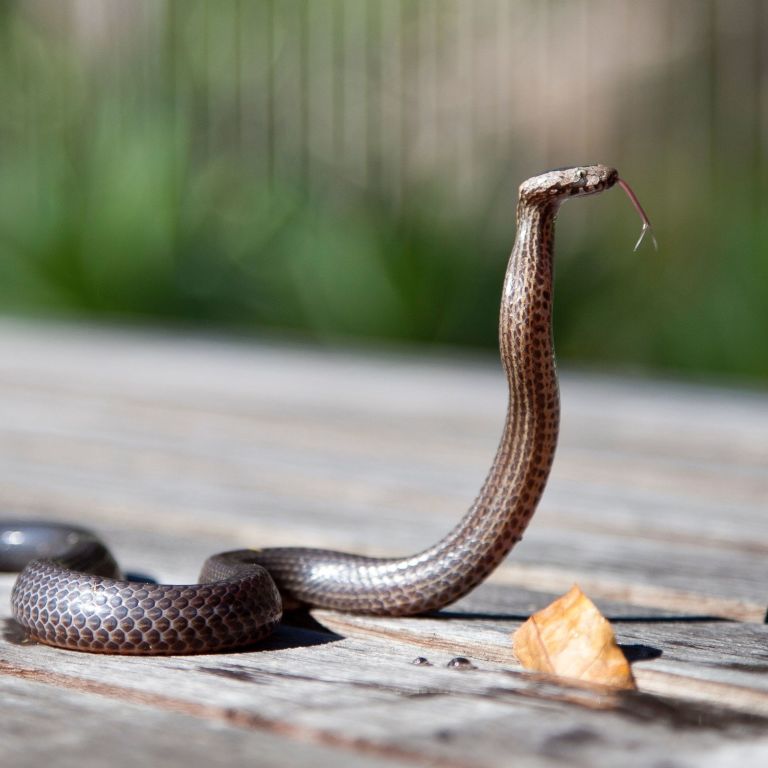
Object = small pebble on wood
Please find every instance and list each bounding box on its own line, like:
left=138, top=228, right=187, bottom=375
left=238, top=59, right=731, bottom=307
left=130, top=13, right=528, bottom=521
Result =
left=446, top=657, right=476, bottom=670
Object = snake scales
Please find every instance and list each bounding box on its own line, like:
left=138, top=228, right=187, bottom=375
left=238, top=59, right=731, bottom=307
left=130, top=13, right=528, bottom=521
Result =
left=1, top=164, right=642, bottom=654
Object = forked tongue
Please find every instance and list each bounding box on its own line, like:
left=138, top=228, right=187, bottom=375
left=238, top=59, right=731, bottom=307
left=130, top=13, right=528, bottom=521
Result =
left=617, top=178, right=658, bottom=252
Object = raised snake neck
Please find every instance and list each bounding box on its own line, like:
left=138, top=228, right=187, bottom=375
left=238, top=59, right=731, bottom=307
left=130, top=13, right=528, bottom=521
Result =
left=3, top=164, right=620, bottom=654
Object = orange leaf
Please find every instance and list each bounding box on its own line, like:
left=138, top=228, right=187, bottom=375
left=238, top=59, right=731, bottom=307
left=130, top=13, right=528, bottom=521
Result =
left=512, top=584, right=636, bottom=690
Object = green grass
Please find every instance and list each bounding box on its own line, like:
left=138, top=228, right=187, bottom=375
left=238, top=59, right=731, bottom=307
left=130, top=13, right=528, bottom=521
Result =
left=1, top=2, right=767, bottom=384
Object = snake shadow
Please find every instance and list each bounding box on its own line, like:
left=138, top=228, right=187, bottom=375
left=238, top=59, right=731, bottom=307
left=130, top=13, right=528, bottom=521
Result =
left=259, top=610, right=344, bottom=652
left=2, top=617, right=33, bottom=646
left=432, top=609, right=734, bottom=624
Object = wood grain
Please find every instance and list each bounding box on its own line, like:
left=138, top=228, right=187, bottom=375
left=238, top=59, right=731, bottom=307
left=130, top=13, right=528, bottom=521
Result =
left=0, top=320, right=767, bottom=767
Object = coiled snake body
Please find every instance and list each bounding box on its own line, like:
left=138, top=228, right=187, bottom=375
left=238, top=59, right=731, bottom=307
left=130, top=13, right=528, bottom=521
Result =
left=2, top=164, right=621, bottom=654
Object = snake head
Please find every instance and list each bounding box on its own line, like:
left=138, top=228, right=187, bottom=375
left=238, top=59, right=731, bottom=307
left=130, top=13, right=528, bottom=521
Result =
left=519, top=164, right=619, bottom=205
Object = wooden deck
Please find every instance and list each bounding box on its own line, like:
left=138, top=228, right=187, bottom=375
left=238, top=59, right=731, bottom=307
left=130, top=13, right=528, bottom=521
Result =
left=1, top=320, right=766, bottom=767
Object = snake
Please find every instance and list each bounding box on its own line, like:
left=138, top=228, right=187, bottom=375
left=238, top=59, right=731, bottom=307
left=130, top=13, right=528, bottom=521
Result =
left=1, top=164, right=652, bottom=655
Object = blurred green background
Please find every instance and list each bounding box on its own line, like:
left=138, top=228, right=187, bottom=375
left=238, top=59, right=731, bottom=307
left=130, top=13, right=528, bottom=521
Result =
left=1, top=0, right=767, bottom=381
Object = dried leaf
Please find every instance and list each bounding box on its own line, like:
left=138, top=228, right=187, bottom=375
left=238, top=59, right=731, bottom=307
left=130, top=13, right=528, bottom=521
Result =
left=512, top=584, right=636, bottom=690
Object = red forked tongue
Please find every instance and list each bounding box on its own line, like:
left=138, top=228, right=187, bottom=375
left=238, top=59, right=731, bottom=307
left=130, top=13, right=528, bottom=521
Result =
left=617, top=178, right=658, bottom=252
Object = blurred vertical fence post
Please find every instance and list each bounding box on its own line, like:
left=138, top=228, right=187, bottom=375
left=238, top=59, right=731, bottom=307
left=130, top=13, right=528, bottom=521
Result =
left=1, top=0, right=767, bottom=378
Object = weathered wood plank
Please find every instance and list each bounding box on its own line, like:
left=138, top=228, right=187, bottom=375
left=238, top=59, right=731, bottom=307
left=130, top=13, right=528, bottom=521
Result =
left=2, top=593, right=768, bottom=768
left=1, top=320, right=767, bottom=767
left=2, top=675, right=410, bottom=768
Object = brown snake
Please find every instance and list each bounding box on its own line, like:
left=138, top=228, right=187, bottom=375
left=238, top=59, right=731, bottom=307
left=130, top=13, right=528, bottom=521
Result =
left=1, top=164, right=650, bottom=654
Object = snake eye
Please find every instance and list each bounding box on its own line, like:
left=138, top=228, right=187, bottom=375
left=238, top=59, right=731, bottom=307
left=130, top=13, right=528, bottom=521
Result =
left=576, top=169, right=587, bottom=181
